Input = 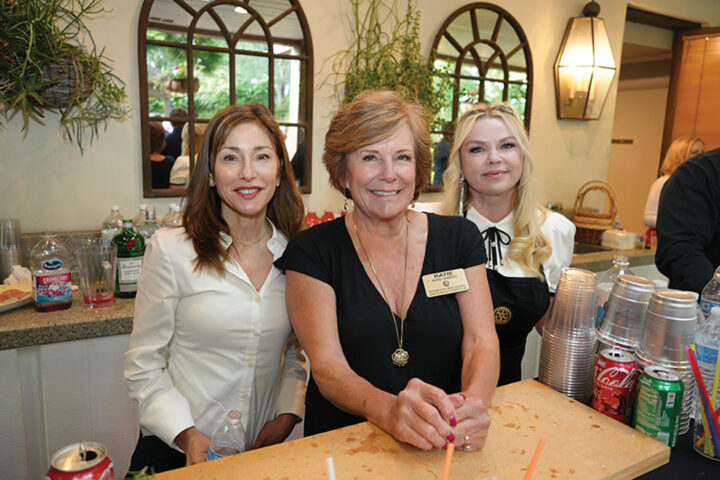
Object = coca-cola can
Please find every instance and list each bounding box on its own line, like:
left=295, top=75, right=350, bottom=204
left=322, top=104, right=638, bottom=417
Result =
left=592, top=348, right=638, bottom=424
left=46, top=442, right=113, bottom=480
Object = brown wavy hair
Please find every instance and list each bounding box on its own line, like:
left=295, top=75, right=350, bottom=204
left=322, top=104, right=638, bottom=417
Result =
left=182, top=103, right=304, bottom=276
left=323, top=90, right=432, bottom=201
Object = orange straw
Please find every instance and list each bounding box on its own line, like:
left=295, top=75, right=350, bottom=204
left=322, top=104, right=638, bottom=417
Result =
left=440, top=442, right=455, bottom=480
left=523, top=438, right=546, bottom=480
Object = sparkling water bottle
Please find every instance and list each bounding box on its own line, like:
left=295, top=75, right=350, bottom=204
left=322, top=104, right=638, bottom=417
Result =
left=112, top=220, right=145, bottom=298
left=161, top=203, right=182, bottom=227
left=101, top=206, right=124, bottom=247
left=207, top=410, right=247, bottom=461
left=137, top=207, right=162, bottom=241
left=700, top=266, right=720, bottom=324
left=30, top=233, right=73, bottom=312
left=595, top=255, right=634, bottom=328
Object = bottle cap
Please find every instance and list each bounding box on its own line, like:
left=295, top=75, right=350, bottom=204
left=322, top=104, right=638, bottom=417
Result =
left=111, top=205, right=120, bottom=212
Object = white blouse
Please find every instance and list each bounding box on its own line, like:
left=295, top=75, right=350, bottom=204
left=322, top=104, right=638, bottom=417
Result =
left=643, top=175, right=669, bottom=228
left=124, top=224, right=307, bottom=450
left=465, top=206, right=576, bottom=293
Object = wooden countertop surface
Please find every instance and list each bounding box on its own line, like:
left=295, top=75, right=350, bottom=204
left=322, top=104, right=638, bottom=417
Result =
left=157, top=379, right=669, bottom=480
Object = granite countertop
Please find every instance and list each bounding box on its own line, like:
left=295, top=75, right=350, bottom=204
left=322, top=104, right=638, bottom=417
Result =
left=570, top=247, right=656, bottom=272
left=0, top=289, right=134, bottom=350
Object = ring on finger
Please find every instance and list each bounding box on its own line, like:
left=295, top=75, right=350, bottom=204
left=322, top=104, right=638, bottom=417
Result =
left=462, top=435, right=472, bottom=452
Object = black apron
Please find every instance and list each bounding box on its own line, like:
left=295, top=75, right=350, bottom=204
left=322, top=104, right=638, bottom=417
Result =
left=476, top=224, right=550, bottom=386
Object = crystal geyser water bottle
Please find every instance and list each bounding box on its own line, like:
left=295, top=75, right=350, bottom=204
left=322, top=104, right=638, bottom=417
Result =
left=30, top=233, right=73, bottom=312
left=207, top=410, right=247, bottom=461
left=700, top=266, right=720, bottom=324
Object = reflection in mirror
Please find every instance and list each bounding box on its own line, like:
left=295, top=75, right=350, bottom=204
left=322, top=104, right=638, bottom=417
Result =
left=428, top=4, right=533, bottom=188
left=139, top=0, right=314, bottom=197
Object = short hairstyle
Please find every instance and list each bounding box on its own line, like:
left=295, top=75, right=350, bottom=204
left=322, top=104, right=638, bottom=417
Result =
left=183, top=103, right=304, bottom=276
left=440, top=102, right=550, bottom=278
left=660, top=135, right=704, bottom=175
left=169, top=107, right=188, bottom=129
left=149, top=122, right=166, bottom=154
left=323, top=90, right=432, bottom=201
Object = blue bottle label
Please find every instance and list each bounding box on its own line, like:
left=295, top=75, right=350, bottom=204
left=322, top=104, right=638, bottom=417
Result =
left=206, top=447, right=222, bottom=461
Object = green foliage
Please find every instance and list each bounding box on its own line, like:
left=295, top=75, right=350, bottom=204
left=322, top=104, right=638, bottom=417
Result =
left=326, top=0, right=450, bottom=128
left=0, top=0, right=128, bottom=153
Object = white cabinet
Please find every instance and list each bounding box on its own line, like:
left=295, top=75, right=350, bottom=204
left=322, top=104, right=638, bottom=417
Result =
left=0, top=335, right=137, bottom=479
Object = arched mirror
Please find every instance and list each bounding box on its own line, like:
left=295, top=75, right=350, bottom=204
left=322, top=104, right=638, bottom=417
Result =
left=139, top=0, right=314, bottom=197
left=428, top=3, right=532, bottom=188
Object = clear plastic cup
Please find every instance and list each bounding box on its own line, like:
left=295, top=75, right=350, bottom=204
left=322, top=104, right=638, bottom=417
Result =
left=0, top=218, right=23, bottom=282
left=544, top=268, right=597, bottom=337
left=596, top=274, right=655, bottom=350
left=76, top=241, right=117, bottom=309
left=638, top=289, right=697, bottom=366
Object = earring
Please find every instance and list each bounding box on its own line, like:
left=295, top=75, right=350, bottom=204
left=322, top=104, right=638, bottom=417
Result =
left=209, top=173, right=215, bottom=187
left=343, top=189, right=351, bottom=212
left=458, top=170, right=466, bottom=215
left=276, top=179, right=281, bottom=187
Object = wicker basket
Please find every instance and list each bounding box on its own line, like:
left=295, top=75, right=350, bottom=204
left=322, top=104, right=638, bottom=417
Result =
left=164, top=78, right=200, bottom=94
left=572, top=180, right=618, bottom=245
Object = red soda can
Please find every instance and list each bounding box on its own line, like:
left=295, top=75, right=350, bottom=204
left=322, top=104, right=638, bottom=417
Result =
left=46, top=442, right=113, bottom=480
left=592, top=348, right=638, bottom=424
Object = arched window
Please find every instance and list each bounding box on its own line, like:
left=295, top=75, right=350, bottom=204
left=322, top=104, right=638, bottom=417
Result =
left=428, top=3, right=532, bottom=187
left=139, top=0, right=314, bottom=195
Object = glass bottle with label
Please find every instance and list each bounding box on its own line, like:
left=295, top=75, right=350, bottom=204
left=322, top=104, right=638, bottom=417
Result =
left=112, top=220, right=145, bottom=298
left=30, top=233, right=73, bottom=312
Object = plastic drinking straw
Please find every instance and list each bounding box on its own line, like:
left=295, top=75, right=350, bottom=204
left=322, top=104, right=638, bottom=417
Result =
left=523, top=438, right=546, bottom=480
left=326, top=456, right=336, bottom=480
left=690, top=345, right=715, bottom=455
left=440, top=442, right=455, bottom=480
left=685, top=346, right=720, bottom=458
left=712, top=342, right=720, bottom=407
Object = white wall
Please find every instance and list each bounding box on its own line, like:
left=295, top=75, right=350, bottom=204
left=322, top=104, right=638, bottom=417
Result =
left=1, top=0, right=719, bottom=232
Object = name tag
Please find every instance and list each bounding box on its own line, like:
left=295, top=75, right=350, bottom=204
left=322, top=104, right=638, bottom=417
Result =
left=422, top=269, right=469, bottom=298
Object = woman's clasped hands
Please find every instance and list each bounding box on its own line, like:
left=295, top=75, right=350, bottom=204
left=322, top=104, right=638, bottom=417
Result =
left=382, top=377, right=491, bottom=452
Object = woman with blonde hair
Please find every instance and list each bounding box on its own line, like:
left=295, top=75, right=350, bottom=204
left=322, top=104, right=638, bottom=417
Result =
left=125, top=103, right=306, bottom=473
left=643, top=135, right=704, bottom=228
left=278, top=90, right=499, bottom=453
left=440, top=103, right=575, bottom=386
left=169, top=122, right=209, bottom=189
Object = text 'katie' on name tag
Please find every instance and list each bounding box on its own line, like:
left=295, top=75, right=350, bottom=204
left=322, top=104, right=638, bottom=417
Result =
left=422, top=269, right=469, bottom=298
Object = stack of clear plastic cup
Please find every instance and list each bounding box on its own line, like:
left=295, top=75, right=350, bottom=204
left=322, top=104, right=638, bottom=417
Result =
left=539, top=268, right=598, bottom=402
left=596, top=274, right=655, bottom=355
left=636, top=289, right=698, bottom=435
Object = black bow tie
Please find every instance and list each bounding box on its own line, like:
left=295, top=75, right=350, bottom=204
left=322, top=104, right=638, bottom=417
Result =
left=481, top=226, right=512, bottom=270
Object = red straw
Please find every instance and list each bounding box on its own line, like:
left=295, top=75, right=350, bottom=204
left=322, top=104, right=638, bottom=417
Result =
left=685, top=346, right=720, bottom=458
left=440, top=442, right=455, bottom=480
left=523, top=438, right=546, bottom=480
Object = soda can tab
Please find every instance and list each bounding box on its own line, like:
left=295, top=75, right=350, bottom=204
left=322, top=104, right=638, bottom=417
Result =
left=46, top=442, right=113, bottom=480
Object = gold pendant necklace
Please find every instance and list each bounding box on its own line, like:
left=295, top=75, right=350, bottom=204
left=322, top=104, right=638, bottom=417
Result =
left=353, top=213, right=410, bottom=367
left=232, top=219, right=270, bottom=248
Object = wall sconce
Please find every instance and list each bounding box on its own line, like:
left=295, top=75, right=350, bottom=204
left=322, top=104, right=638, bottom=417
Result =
left=554, top=1, right=616, bottom=119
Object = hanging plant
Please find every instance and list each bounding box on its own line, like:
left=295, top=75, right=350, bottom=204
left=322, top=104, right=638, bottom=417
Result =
left=324, top=0, right=451, bottom=128
left=0, top=0, right=128, bottom=153
left=162, top=64, right=201, bottom=93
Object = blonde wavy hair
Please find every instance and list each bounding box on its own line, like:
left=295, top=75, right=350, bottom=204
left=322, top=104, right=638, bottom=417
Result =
left=659, top=135, right=704, bottom=176
left=439, top=102, right=550, bottom=278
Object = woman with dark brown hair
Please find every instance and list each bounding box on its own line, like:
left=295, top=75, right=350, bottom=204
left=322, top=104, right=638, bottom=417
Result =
left=149, top=122, right=176, bottom=189
left=277, top=90, right=499, bottom=453
left=125, top=104, right=307, bottom=474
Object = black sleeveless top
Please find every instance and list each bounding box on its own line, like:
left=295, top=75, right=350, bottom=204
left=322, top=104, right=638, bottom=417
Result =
left=275, top=213, right=487, bottom=435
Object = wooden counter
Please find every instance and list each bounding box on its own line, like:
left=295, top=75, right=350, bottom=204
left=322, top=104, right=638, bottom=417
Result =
left=157, top=380, right=669, bottom=480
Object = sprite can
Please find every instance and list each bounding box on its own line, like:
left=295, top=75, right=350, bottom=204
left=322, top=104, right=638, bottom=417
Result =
left=633, top=365, right=684, bottom=447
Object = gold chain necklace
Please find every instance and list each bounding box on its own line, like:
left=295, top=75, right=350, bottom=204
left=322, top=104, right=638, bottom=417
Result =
left=353, top=213, right=410, bottom=367
left=232, top=219, right=270, bottom=248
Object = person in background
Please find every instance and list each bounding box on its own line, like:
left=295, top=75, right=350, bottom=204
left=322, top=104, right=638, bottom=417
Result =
left=439, top=103, right=575, bottom=386
left=149, top=122, right=177, bottom=189
left=643, top=135, right=704, bottom=229
left=169, top=122, right=209, bottom=189
left=163, top=107, right=187, bottom=159
left=656, top=148, right=720, bottom=294
left=277, top=90, right=499, bottom=453
left=125, top=103, right=307, bottom=473
left=290, top=140, right=305, bottom=186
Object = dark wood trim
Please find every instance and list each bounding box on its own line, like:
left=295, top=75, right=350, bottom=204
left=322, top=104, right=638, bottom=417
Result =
left=139, top=0, right=314, bottom=196
left=626, top=6, right=701, bottom=31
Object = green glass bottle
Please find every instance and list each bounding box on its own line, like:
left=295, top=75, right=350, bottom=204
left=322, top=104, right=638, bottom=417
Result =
left=112, top=219, right=146, bottom=298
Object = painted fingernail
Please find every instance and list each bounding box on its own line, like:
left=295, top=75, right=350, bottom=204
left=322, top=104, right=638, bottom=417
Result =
left=449, top=416, right=457, bottom=427
left=443, top=442, right=448, bottom=449
left=447, top=433, right=455, bottom=442
left=460, top=393, right=467, bottom=400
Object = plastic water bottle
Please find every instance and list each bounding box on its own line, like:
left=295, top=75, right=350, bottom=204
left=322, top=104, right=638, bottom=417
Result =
left=161, top=203, right=182, bottom=227
left=30, top=233, right=73, bottom=312
left=101, top=206, right=124, bottom=247
left=207, top=410, right=247, bottom=461
left=693, top=306, right=720, bottom=458
left=133, top=204, right=149, bottom=228
left=700, top=266, right=720, bottom=324
left=595, top=255, right=634, bottom=328
left=137, top=207, right=162, bottom=241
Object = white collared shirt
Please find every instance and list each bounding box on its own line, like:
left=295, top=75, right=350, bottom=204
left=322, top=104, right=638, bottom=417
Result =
left=124, top=223, right=307, bottom=449
left=465, top=206, right=576, bottom=292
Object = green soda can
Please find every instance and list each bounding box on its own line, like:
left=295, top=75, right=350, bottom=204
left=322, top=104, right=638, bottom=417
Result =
left=633, top=366, right=684, bottom=447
